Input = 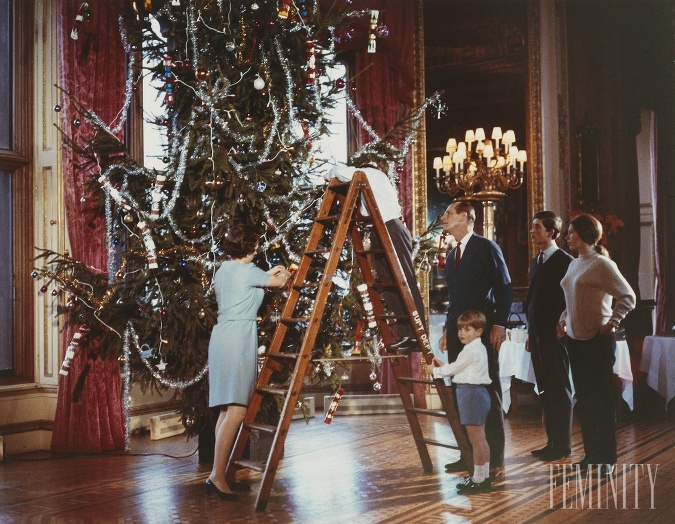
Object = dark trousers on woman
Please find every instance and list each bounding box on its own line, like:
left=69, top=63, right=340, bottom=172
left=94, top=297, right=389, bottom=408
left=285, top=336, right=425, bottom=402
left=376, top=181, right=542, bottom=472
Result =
left=566, top=334, right=617, bottom=464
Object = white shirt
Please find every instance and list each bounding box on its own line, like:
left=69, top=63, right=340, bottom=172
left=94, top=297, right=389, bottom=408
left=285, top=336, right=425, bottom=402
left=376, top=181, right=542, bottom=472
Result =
left=432, top=337, right=491, bottom=385
left=326, top=164, right=402, bottom=222
left=538, top=244, right=558, bottom=264
left=455, top=231, right=474, bottom=259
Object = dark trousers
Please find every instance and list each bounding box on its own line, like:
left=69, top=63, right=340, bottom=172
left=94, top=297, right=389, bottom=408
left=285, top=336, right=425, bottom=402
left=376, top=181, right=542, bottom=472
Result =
left=371, top=218, right=427, bottom=337
left=567, top=334, right=617, bottom=463
left=447, top=329, right=505, bottom=469
left=530, top=335, right=573, bottom=452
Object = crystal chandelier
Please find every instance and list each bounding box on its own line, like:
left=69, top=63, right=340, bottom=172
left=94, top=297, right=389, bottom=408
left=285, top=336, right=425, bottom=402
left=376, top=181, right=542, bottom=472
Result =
left=433, top=127, right=527, bottom=239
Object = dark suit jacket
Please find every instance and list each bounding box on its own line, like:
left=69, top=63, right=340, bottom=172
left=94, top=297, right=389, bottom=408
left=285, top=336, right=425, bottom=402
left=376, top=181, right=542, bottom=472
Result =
left=525, top=248, right=573, bottom=340
left=444, top=233, right=513, bottom=361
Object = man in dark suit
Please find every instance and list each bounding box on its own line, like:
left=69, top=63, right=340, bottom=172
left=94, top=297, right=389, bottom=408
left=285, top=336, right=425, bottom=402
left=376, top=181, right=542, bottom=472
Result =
left=525, top=211, right=574, bottom=460
left=439, top=201, right=512, bottom=475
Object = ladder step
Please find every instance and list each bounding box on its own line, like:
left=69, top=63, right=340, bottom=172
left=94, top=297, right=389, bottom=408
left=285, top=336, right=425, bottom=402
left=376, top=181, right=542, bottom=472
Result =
left=406, top=407, right=448, bottom=418
left=326, top=181, right=351, bottom=193
left=268, top=353, right=299, bottom=363
left=422, top=438, right=460, bottom=450
left=233, top=459, right=266, bottom=473
left=397, top=376, right=434, bottom=386
left=376, top=314, right=408, bottom=321
left=356, top=249, right=385, bottom=255
left=256, top=386, right=288, bottom=397
left=292, top=282, right=320, bottom=290
left=304, top=249, right=330, bottom=257
left=244, top=421, right=278, bottom=434
left=280, top=317, right=309, bottom=324
left=316, top=215, right=340, bottom=224
left=368, top=282, right=398, bottom=290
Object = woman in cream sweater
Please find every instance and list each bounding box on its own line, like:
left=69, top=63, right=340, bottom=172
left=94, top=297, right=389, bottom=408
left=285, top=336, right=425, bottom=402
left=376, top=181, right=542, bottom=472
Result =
left=556, top=214, right=635, bottom=475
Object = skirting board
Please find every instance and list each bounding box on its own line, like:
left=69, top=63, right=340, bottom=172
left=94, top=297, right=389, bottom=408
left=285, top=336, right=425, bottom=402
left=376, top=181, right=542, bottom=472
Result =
left=323, top=394, right=412, bottom=417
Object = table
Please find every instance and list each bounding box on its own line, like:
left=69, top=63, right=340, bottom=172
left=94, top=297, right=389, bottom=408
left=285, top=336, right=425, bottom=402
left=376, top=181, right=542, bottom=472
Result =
left=640, top=336, right=675, bottom=404
left=499, top=338, right=634, bottom=413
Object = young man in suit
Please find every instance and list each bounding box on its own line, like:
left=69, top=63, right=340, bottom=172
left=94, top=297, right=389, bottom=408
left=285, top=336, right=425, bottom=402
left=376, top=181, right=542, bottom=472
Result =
left=439, top=201, right=512, bottom=476
left=526, top=211, right=574, bottom=460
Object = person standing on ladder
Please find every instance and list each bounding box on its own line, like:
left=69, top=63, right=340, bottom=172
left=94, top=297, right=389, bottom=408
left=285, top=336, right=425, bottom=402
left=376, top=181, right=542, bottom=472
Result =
left=325, top=157, right=426, bottom=352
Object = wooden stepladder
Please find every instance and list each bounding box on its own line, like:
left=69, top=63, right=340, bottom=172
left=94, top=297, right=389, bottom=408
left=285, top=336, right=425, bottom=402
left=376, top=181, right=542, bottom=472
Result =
left=225, top=171, right=472, bottom=510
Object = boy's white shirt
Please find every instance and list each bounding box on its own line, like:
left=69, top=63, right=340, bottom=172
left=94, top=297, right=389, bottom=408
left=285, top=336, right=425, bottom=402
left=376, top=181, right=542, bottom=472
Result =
left=432, top=337, right=491, bottom=385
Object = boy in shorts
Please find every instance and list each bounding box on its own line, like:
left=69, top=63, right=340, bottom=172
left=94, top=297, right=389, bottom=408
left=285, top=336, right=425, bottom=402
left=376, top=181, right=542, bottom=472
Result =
left=427, top=310, right=493, bottom=493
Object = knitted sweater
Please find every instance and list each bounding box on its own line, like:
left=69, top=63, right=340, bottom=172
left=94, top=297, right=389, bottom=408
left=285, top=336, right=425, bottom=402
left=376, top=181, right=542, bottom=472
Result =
left=560, top=251, right=636, bottom=340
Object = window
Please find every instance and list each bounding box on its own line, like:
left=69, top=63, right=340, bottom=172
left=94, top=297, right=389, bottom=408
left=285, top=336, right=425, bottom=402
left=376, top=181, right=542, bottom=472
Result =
left=0, top=0, right=34, bottom=383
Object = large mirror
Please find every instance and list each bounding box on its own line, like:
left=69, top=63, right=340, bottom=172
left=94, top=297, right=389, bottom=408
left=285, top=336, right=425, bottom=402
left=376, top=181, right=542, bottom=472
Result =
left=413, top=0, right=543, bottom=315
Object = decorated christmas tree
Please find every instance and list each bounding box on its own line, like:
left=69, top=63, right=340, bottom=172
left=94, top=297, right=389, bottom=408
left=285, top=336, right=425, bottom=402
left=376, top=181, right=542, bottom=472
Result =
left=36, top=0, right=441, bottom=439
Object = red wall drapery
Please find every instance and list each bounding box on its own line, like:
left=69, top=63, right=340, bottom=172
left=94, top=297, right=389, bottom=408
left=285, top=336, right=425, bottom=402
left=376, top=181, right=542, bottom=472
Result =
left=51, top=0, right=126, bottom=453
left=349, top=1, right=424, bottom=403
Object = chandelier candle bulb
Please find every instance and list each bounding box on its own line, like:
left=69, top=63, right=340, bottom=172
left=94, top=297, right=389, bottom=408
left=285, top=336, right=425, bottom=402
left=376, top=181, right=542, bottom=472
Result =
left=508, top=146, right=518, bottom=166
left=464, top=130, right=475, bottom=149
left=517, top=150, right=527, bottom=171
left=443, top=155, right=452, bottom=171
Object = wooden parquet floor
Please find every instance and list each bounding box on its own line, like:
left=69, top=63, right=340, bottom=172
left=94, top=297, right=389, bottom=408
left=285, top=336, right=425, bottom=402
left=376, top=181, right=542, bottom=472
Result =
left=1, top=404, right=673, bottom=524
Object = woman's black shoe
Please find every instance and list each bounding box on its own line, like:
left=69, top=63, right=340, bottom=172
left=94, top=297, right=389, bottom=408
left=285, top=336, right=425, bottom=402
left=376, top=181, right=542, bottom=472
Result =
left=205, top=478, right=239, bottom=501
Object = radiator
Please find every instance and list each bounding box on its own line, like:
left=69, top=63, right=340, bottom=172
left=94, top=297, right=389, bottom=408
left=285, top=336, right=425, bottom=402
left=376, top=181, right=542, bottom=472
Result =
left=292, top=396, right=316, bottom=420
left=149, top=412, right=186, bottom=440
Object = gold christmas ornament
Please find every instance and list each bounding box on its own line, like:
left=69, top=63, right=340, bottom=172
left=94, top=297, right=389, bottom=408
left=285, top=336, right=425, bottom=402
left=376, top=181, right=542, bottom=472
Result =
left=195, top=68, right=209, bottom=82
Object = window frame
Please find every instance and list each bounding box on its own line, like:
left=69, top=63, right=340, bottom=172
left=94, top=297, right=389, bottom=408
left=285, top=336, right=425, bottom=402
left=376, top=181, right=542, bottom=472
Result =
left=0, top=0, right=34, bottom=383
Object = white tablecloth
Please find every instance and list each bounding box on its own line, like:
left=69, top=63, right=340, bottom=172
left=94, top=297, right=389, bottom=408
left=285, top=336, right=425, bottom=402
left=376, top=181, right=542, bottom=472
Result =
left=640, top=336, right=675, bottom=404
left=499, top=339, right=633, bottom=413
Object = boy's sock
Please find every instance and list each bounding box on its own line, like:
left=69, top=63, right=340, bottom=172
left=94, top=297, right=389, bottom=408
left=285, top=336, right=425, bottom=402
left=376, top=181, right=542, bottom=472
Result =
left=471, top=463, right=490, bottom=483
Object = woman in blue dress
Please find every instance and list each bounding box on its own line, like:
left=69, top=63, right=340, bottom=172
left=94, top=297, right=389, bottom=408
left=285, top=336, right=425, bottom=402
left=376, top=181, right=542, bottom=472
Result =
left=206, top=225, right=290, bottom=500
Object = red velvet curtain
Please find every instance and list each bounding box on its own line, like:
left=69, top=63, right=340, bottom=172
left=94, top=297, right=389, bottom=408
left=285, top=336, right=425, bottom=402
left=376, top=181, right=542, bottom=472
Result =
left=51, top=0, right=126, bottom=453
left=348, top=1, right=424, bottom=403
